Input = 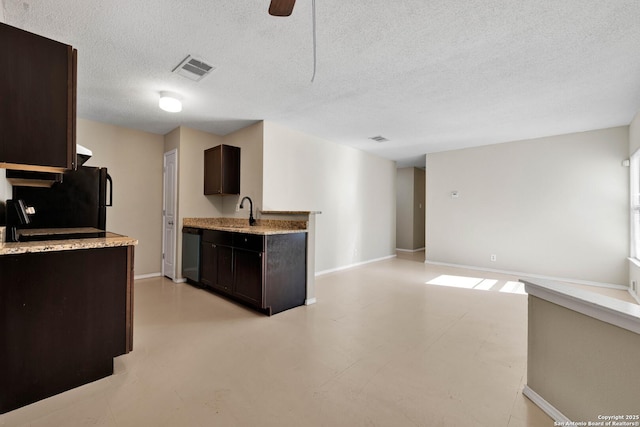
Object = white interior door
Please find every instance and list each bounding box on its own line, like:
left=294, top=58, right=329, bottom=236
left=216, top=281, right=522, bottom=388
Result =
left=162, top=149, right=178, bottom=280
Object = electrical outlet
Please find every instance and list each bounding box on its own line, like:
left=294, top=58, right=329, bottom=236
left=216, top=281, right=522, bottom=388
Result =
left=235, top=204, right=240, bottom=212
left=490, top=254, right=497, bottom=262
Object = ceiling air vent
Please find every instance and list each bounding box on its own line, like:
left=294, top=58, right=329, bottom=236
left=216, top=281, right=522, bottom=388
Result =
left=172, top=55, right=215, bottom=82
left=369, top=135, right=389, bottom=143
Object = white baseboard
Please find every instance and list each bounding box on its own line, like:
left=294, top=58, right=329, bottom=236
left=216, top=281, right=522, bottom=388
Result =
left=133, top=273, right=186, bottom=283
left=396, top=247, right=425, bottom=253
left=133, top=273, right=187, bottom=283
left=134, top=272, right=162, bottom=280
left=522, top=385, right=570, bottom=423
left=305, top=297, right=317, bottom=305
left=424, top=260, right=627, bottom=290
left=316, top=254, right=397, bottom=276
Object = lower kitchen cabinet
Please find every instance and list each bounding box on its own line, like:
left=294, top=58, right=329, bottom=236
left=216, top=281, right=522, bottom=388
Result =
left=211, top=244, right=233, bottom=295
left=200, top=231, right=233, bottom=295
left=0, top=245, right=134, bottom=413
left=199, top=230, right=306, bottom=315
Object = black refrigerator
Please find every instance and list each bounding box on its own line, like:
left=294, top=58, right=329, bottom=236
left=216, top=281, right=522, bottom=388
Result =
left=12, top=166, right=112, bottom=230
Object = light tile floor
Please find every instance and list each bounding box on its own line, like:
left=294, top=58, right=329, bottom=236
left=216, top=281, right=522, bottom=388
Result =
left=3, top=252, right=633, bottom=426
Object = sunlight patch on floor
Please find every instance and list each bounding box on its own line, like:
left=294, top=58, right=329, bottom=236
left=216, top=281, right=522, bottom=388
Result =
left=500, top=281, right=527, bottom=295
left=426, top=275, right=527, bottom=295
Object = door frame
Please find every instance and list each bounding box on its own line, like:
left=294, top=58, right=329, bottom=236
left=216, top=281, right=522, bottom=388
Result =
left=162, top=149, right=178, bottom=280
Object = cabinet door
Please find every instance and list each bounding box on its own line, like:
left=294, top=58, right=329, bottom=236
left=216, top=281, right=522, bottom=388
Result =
left=200, top=242, right=217, bottom=288
left=0, top=246, right=130, bottom=413
left=0, top=23, right=76, bottom=171
left=213, top=245, right=234, bottom=295
left=201, top=242, right=233, bottom=295
left=203, top=145, right=240, bottom=195
left=203, top=146, right=222, bottom=195
left=220, top=145, right=240, bottom=195
left=233, top=248, right=264, bottom=307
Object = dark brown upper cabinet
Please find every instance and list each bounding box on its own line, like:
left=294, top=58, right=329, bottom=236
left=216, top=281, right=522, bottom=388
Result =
left=204, top=144, right=240, bottom=195
left=0, top=23, right=77, bottom=172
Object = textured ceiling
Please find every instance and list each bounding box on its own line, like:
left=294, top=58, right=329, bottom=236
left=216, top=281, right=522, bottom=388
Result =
left=3, top=0, right=640, bottom=167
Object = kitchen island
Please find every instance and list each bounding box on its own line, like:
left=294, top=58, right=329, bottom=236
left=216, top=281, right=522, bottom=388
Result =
left=183, top=218, right=307, bottom=315
left=0, top=232, right=137, bottom=413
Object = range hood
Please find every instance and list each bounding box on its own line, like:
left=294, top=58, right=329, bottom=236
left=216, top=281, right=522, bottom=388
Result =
left=76, top=144, right=92, bottom=166
left=5, top=144, right=93, bottom=187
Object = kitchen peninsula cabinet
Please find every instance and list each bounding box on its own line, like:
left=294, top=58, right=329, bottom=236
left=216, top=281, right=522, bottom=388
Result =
left=203, top=144, right=240, bottom=195
left=233, top=247, right=263, bottom=306
left=0, top=239, right=135, bottom=414
left=0, top=23, right=77, bottom=171
left=233, top=232, right=267, bottom=307
left=199, top=229, right=306, bottom=315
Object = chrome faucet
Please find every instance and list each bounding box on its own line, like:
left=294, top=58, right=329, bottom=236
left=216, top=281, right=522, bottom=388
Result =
left=239, top=196, right=256, bottom=226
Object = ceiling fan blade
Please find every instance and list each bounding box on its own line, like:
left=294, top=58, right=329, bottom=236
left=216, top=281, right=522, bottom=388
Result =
left=269, top=0, right=296, bottom=16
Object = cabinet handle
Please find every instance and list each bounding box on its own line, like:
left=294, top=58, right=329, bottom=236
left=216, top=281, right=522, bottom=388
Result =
left=212, top=244, right=216, bottom=248
left=244, top=238, right=248, bottom=242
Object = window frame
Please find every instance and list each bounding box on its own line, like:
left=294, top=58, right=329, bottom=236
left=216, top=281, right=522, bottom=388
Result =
left=630, top=150, right=640, bottom=260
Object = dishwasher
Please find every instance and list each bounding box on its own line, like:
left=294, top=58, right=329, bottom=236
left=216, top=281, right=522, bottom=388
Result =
left=182, top=227, right=202, bottom=284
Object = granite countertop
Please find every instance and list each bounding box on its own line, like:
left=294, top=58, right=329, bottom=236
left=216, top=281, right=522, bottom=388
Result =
left=0, top=230, right=138, bottom=256
left=183, top=217, right=308, bottom=235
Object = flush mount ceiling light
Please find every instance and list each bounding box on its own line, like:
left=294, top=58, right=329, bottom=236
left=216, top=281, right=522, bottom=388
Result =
left=158, top=92, right=182, bottom=113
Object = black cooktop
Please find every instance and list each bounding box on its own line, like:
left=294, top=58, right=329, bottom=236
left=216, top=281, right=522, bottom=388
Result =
left=17, top=228, right=107, bottom=242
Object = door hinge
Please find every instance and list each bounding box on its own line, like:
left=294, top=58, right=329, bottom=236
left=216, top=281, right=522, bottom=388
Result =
left=162, top=253, right=165, bottom=259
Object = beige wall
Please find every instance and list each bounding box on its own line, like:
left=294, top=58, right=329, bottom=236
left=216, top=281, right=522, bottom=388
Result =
left=426, top=127, right=629, bottom=285
left=77, top=118, right=164, bottom=276
left=396, top=168, right=414, bottom=250
left=174, top=127, right=224, bottom=220
left=396, top=167, right=426, bottom=251
left=166, top=123, right=264, bottom=279
left=169, top=120, right=397, bottom=276
left=164, top=126, right=224, bottom=278
left=414, top=168, right=425, bottom=249
left=219, top=121, right=264, bottom=218
left=262, top=121, right=396, bottom=273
